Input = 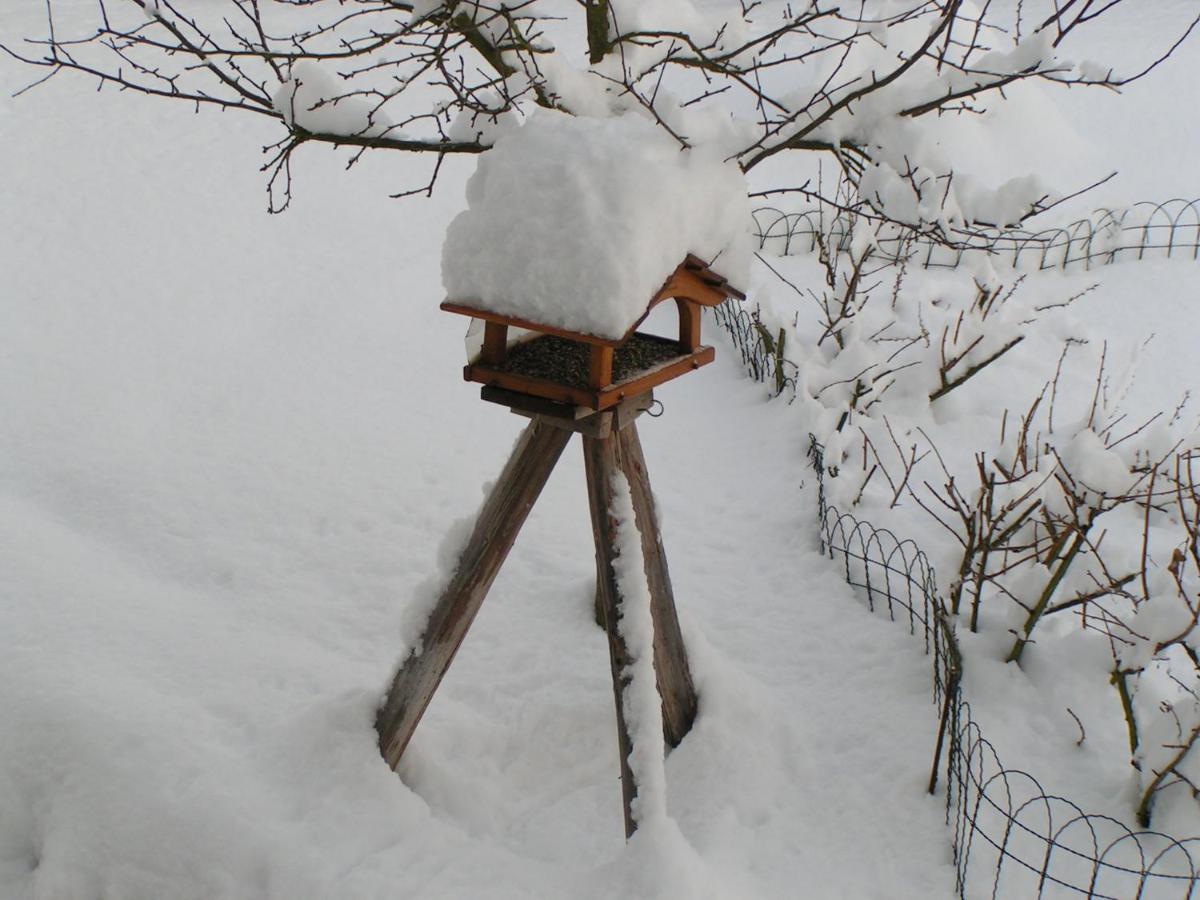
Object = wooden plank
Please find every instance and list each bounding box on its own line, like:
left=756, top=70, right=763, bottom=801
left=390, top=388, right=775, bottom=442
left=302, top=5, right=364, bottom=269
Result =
left=593, top=345, right=714, bottom=408
left=650, top=264, right=745, bottom=307
left=376, top=419, right=573, bottom=769
left=531, top=408, right=614, bottom=441
left=442, top=302, right=623, bottom=348
left=650, top=268, right=726, bottom=309
left=611, top=393, right=655, bottom=433
left=464, top=345, right=713, bottom=411
left=480, top=385, right=592, bottom=420
left=464, top=364, right=600, bottom=409
left=623, top=269, right=734, bottom=340
left=481, top=387, right=653, bottom=437
left=680, top=253, right=747, bottom=301
left=442, top=256, right=744, bottom=349
left=617, top=423, right=697, bottom=748
left=510, top=407, right=615, bottom=440
left=582, top=432, right=639, bottom=838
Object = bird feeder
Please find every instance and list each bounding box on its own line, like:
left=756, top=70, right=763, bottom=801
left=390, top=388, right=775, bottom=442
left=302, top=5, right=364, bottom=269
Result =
left=441, top=254, right=745, bottom=411
left=376, top=253, right=744, bottom=839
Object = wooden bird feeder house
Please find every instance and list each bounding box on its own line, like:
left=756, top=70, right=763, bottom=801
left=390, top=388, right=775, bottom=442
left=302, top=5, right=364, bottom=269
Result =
left=376, top=253, right=744, bottom=839
left=441, top=254, right=745, bottom=411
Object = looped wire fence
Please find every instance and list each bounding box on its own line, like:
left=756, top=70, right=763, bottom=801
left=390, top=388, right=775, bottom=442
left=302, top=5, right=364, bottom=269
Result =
left=714, top=300, right=1200, bottom=897
left=710, top=297, right=797, bottom=396
left=752, top=198, right=1200, bottom=272
left=811, top=438, right=1200, bottom=899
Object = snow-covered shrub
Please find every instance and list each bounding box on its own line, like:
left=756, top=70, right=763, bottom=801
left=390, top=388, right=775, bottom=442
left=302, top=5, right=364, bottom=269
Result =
left=1117, top=452, right=1200, bottom=827
left=748, top=166, right=1200, bottom=826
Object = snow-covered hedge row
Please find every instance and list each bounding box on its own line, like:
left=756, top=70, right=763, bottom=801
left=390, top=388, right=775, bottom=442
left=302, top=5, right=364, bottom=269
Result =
left=723, top=205, right=1200, bottom=842
left=803, top=439, right=1200, bottom=899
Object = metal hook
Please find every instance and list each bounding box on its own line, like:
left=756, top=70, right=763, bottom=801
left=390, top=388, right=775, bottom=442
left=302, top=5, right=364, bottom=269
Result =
left=646, top=399, right=665, bottom=418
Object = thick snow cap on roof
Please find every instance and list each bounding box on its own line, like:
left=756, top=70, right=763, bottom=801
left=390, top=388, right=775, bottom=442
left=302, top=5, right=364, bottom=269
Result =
left=441, top=110, right=750, bottom=341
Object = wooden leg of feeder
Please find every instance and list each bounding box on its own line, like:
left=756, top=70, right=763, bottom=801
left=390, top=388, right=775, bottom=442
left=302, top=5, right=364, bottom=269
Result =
left=582, top=432, right=639, bottom=839
left=593, top=572, right=605, bottom=628
left=376, top=418, right=572, bottom=770
left=616, top=422, right=697, bottom=749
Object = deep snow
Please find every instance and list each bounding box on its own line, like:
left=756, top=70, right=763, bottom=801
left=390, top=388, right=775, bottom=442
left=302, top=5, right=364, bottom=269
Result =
left=3, top=1, right=1200, bottom=897
left=442, top=111, right=750, bottom=340
left=0, top=3, right=953, bottom=897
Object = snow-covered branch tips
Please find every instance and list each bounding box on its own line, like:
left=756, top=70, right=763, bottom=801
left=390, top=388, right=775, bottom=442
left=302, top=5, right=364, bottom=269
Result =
left=8, top=1, right=1198, bottom=215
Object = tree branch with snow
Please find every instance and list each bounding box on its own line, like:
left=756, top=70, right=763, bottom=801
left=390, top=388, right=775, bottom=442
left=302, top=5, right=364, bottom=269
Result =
left=6, top=1, right=1196, bottom=218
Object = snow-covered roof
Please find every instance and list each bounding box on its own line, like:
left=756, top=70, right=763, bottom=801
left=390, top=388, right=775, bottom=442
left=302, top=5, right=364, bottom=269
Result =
left=440, top=110, right=750, bottom=342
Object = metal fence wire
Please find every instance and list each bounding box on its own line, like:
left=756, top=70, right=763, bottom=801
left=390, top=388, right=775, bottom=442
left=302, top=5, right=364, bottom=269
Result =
left=752, top=199, right=1200, bottom=271
left=709, top=299, right=796, bottom=398
left=712, top=302, right=1200, bottom=898
left=812, top=440, right=1200, bottom=899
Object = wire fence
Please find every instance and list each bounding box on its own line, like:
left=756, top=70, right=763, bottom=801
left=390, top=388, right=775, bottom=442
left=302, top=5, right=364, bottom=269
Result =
left=715, top=302, right=1200, bottom=898
left=753, top=198, right=1200, bottom=272
left=709, top=297, right=797, bottom=395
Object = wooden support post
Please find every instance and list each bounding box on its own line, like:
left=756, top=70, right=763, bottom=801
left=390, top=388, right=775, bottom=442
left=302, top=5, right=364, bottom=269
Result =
left=677, top=299, right=702, bottom=351
left=481, top=321, right=508, bottom=365
left=589, top=345, right=614, bottom=391
left=376, top=418, right=572, bottom=769
left=616, top=423, right=697, bottom=748
left=582, top=432, right=639, bottom=838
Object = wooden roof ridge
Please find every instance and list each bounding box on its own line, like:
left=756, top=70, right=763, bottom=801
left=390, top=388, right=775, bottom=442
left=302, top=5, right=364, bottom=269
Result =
left=441, top=254, right=745, bottom=347
left=680, top=253, right=747, bottom=302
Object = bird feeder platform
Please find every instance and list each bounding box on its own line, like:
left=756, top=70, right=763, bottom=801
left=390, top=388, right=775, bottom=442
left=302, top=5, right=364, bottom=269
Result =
left=441, top=254, right=744, bottom=411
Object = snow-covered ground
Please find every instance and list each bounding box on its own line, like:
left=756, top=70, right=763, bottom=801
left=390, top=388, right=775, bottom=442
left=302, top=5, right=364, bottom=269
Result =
left=0, top=4, right=959, bottom=897
left=3, top=1, right=1200, bottom=898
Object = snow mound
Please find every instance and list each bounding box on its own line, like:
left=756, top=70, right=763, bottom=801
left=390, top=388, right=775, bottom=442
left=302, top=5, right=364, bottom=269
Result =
left=441, top=111, right=750, bottom=340
left=273, top=62, right=393, bottom=138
